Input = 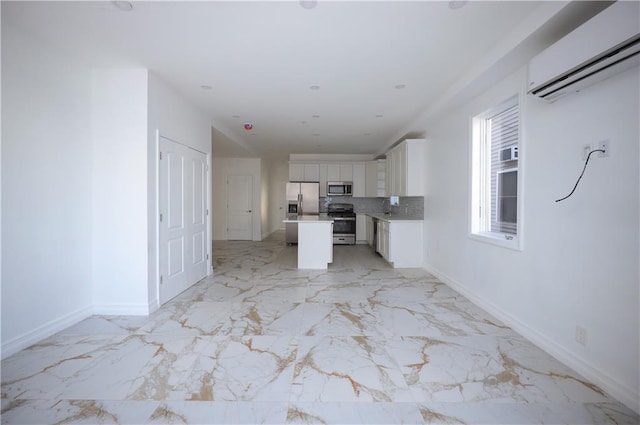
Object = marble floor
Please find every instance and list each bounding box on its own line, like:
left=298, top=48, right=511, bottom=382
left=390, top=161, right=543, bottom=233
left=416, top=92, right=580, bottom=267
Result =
left=2, top=232, right=638, bottom=424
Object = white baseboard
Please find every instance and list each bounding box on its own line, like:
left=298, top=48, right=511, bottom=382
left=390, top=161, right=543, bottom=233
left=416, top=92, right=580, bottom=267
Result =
left=1, top=304, right=93, bottom=360
left=92, top=303, right=150, bottom=316
left=423, top=263, right=640, bottom=415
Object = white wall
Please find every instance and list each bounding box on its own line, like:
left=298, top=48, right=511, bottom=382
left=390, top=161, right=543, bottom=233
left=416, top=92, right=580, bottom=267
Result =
left=421, top=67, right=639, bottom=411
left=147, top=72, right=212, bottom=309
left=1, top=23, right=94, bottom=355
left=91, top=69, right=149, bottom=315
left=1, top=23, right=214, bottom=356
left=212, top=158, right=262, bottom=241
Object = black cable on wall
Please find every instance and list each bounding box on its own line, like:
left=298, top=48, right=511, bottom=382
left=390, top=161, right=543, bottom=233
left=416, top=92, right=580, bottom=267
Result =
left=555, top=149, right=605, bottom=203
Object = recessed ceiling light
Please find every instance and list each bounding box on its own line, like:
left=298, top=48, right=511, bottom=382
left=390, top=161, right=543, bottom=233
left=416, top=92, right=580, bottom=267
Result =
left=448, top=0, right=468, bottom=10
left=394, top=84, right=406, bottom=90
left=300, top=120, right=308, bottom=124
left=113, top=1, right=133, bottom=12
left=312, top=133, right=321, bottom=136
left=300, top=0, right=318, bottom=10
left=310, top=85, right=320, bottom=90
left=312, top=115, right=320, bottom=118
left=375, top=114, right=384, bottom=118
left=200, top=85, right=212, bottom=90
left=232, top=115, right=241, bottom=119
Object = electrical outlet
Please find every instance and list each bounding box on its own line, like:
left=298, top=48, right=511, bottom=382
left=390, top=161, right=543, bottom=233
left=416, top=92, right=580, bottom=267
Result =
left=598, top=140, right=610, bottom=158
left=575, top=325, right=588, bottom=346
left=582, top=144, right=592, bottom=160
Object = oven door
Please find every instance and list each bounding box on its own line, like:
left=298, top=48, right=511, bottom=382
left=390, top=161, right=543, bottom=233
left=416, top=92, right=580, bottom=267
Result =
left=332, top=217, right=356, bottom=245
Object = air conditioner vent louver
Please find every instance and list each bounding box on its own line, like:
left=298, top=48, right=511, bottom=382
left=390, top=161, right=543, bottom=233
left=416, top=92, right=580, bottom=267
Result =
left=528, top=2, right=640, bottom=102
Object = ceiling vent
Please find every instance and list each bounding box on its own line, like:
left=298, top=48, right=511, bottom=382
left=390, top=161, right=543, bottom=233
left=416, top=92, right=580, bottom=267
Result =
left=528, top=1, right=640, bottom=102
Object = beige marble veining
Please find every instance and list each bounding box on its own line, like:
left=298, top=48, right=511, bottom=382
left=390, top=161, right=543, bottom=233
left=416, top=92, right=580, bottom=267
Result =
left=1, top=231, right=638, bottom=424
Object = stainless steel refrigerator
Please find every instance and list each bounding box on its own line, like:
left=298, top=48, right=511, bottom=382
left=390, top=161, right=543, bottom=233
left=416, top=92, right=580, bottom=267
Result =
left=285, top=182, right=320, bottom=244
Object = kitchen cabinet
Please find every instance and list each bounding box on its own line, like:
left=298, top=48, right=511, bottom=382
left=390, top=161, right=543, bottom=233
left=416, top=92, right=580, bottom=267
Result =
left=385, top=139, right=425, bottom=197
left=356, top=213, right=367, bottom=243
left=365, top=215, right=374, bottom=247
left=387, top=221, right=423, bottom=267
left=327, top=163, right=353, bottom=182
left=319, top=164, right=328, bottom=196
left=377, top=220, right=390, bottom=261
left=352, top=163, right=366, bottom=197
left=289, top=163, right=320, bottom=182
left=370, top=215, right=423, bottom=268
left=365, top=160, right=386, bottom=197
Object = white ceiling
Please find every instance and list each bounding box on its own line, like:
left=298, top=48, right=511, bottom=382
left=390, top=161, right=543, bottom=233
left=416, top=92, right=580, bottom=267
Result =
left=3, top=1, right=607, bottom=158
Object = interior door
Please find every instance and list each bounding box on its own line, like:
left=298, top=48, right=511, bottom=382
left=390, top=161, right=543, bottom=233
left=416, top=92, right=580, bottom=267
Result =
left=227, top=175, right=253, bottom=240
left=159, top=137, right=208, bottom=304
left=189, top=153, right=208, bottom=284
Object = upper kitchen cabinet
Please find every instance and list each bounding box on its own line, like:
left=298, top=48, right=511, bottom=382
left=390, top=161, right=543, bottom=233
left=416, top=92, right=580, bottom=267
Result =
left=289, top=163, right=320, bottom=182
left=352, top=163, right=365, bottom=197
left=327, top=164, right=353, bottom=182
left=385, top=139, right=425, bottom=197
left=365, top=160, right=386, bottom=197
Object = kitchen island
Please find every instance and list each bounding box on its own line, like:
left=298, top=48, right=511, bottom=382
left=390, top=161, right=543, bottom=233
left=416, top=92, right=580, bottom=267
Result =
left=283, top=214, right=334, bottom=269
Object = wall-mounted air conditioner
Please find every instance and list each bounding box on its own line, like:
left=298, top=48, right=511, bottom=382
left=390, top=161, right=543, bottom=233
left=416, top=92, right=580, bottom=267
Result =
left=528, top=1, right=640, bottom=102
left=499, top=146, right=518, bottom=162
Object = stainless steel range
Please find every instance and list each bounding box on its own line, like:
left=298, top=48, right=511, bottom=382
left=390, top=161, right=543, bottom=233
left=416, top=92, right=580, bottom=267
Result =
left=327, top=203, right=356, bottom=245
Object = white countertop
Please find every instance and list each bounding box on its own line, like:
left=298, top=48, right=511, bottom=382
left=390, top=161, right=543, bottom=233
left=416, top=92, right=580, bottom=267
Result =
left=283, top=214, right=334, bottom=223
left=366, top=213, right=423, bottom=222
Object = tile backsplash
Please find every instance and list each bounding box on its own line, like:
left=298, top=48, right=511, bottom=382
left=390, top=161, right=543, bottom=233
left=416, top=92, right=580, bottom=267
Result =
left=320, top=196, right=424, bottom=219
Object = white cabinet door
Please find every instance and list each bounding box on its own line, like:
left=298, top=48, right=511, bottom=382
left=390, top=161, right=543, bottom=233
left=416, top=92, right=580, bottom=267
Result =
left=304, top=164, right=320, bottom=182
left=327, top=163, right=354, bottom=183
left=289, top=163, right=304, bottom=181
left=384, top=139, right=425, bottom=196
left=356, top=213, right=366, bottom=242
left=352, top=163, right=365, bottom=197
left=327, top=164, right=340, bottom=181
left=319, top=164, right=328, bottom=197
left=388, top=221, right=423, bottom=267
left=365, top=161, right=377, bottom=197
left=365, top=215, right=374, bottom=247
left=377, top=220, right=390, bottom=261
left=340, top=164, right=353, bottom=181
left=405, top=140, right=426, bottom=196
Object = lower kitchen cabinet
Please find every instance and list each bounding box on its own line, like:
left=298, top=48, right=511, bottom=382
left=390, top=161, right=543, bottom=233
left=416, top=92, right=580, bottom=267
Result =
left=356, top=214, right=367, bottom=243
left=365, top=215, right=374, bottom=247
left=375, top=218, right=423, bottom=268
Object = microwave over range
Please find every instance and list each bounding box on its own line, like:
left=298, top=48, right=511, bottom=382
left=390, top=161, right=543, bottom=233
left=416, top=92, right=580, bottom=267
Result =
left=327, top=181, right=353, bottom=196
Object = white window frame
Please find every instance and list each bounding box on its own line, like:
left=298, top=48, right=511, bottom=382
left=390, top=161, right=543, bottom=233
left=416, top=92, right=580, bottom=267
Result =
left=470, top=95, right=523, bottom=251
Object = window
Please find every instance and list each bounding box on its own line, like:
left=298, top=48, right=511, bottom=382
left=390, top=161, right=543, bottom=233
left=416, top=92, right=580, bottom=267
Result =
left=471, top=96, right=521, bottom=248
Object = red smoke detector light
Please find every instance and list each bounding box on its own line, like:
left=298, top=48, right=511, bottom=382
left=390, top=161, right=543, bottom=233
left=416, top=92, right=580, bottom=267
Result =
left=244, top=123, right=254, bottom=131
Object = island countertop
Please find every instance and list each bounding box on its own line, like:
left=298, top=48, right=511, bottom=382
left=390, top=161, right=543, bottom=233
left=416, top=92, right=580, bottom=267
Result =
left=283, top=214, right=334, bottom=223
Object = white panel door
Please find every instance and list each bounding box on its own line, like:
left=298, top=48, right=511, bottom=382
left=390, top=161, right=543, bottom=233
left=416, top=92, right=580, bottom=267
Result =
left=227, top=175, right=253, bottom=240
left=189, top=154, right=208, bottom=284
left=159, top=137, right=208, bottom=305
